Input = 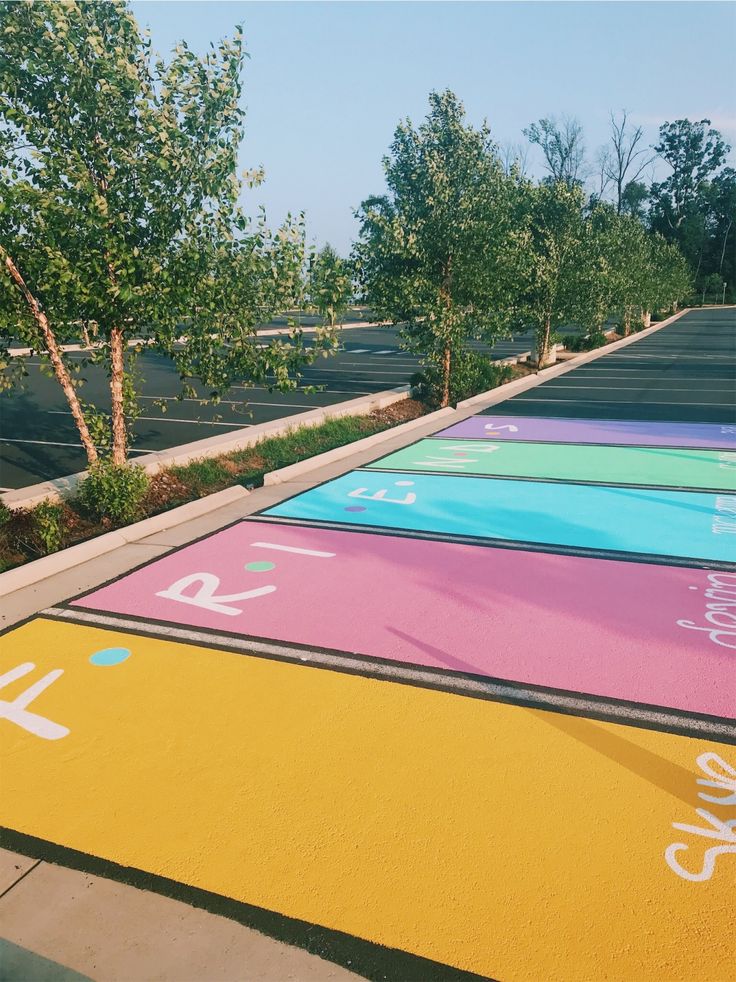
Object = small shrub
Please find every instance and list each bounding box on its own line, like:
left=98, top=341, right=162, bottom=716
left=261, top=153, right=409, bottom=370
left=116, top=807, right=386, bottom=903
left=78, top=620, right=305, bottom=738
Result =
left=32, top=501, right=64, bottom=554
left=412, top=351, right=512, bottom=409
left=0, top=501, right=10, bottom=529
left=78, top=462, right=150, bottom=524
left=561, top=329, right=607, bottom=353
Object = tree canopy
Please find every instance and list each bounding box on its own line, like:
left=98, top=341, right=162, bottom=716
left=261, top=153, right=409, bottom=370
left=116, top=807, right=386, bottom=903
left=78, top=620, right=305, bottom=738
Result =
left=354, top=90, right=528, bottom=405
left=308, top=245, right=353, bottom=328
left=0, top=0, right=330, bottom=467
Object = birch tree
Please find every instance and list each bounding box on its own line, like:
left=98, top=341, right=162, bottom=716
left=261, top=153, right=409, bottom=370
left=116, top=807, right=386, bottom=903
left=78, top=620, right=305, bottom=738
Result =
left=517, top=181, right=592, bottom=366
left=308, top=245, right=352, bottom=328
left=354, top=90, right=527, bottom=407
left=0, top=0, right=326, bottom=470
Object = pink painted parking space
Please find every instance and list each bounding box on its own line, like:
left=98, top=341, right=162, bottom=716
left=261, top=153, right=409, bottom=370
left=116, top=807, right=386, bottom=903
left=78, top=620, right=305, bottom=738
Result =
left=71, top=519, right=736, bottom=720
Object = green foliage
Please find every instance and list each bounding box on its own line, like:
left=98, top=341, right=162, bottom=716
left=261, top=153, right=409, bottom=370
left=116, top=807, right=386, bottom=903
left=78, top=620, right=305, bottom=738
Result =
left=354, top=90, right=527, bottom=406
left=32, top=501, right=64, bottom=554
left=169, top=458, right=233, bottom=497
left=0, top=0, right=329, bottom=466
left=172, top=412, right=419, bottom=493
left=308, top=245, right=352, bottom=327
left=77, top=461, right=150, bottom=524
left=650, top=120, right=729, bottom=231
left=0, top=500, right=10, bottom=528
left=649, top=119, right=734, bottom=293
left=516, top=180, right=596, bottom=364
left=701, top=272, right=725, bottom=303
left=621, top=180, right=649, bottom=220
left=411, top=351, right=512, bottom=409
left=562, top=329, right=607, bottom=352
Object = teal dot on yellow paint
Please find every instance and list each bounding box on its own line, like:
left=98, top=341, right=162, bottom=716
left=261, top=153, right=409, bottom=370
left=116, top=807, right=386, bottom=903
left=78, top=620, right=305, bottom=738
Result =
left=245, top=561, right=276, bottom=572
left=89, top=647, right=131, bottom=667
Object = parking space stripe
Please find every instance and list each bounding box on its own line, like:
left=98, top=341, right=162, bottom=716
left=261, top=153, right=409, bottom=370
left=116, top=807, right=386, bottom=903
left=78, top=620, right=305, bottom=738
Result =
left=65, top=519, right=736, bottom=721
left=262, top=469, right=736, bottom=564
left=47, top=606, right=735, bottom=742
left=366, top=438, right=736, bottom=492
left=499, top=396, right=736, bottom=409
left=441, top=414, right=736, bottom=448
left=0, top=438, right=151, bottom=453
left=47, top=410, right=250, bottom=427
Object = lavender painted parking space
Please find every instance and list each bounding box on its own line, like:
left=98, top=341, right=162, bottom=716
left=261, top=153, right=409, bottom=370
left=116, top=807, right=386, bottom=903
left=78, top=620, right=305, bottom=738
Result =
left=438, top=414, right=736, bottom=449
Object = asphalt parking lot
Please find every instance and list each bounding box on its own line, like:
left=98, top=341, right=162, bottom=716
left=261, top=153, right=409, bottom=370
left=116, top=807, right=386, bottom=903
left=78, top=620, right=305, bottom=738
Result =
left=0, top=323, right=540, bottom=489
left=3, top=305, right=731, bottom=981
left=487, top=307, right=736, bottom=424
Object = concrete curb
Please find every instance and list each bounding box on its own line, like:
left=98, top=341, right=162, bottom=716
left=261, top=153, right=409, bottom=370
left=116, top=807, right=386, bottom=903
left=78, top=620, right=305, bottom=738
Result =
left=455, top=309, right=688, bottom=413
left=0, top=486, right=248, bottom=597
left=137, top=386, right=411, bottom=475
left=256, top=320, right=390, bottom=338
left=455, top=373, right=538, bottom=409
left=7, top=320, right=392, bottom=357
left=263, top=407, right=455, bottom=486
left=2, top=386, right=411, bottom=511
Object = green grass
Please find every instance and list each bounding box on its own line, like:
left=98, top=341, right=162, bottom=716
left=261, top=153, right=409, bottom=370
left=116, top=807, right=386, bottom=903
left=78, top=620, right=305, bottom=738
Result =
left=170, top=412, right=409, bottom=495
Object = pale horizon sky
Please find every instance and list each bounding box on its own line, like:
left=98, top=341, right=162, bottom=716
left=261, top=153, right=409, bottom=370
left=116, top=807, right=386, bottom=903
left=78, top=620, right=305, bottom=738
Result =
left=130, top=1, right=736, bottom=254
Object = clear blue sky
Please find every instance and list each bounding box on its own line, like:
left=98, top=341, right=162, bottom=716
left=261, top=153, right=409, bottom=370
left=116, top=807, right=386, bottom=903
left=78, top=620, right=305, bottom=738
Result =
left=131, top=1, right=736, bottom=254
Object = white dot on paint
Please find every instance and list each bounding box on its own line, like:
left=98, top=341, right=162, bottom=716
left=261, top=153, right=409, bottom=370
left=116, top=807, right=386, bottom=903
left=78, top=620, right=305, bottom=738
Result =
left=689, top=586, right=698, bottom=590
left=395, top=481, right=414, bottom=486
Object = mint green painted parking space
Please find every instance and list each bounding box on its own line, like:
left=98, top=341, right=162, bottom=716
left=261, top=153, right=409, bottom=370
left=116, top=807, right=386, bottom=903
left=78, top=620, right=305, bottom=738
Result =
left=366, top=438, right=736, bottom=491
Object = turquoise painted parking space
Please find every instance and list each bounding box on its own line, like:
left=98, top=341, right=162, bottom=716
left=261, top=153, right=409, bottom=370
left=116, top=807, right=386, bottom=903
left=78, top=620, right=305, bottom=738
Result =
left=263, top=469, right=736, bottom=564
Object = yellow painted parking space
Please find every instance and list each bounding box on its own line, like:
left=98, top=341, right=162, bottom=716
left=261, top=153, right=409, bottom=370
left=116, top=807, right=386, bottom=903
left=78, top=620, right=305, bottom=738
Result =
left=1, top=618, right=733, bottom=980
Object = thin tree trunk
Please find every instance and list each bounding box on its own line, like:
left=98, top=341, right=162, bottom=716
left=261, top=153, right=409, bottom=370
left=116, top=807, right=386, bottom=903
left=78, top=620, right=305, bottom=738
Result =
left=719, top=218, right=733, bottom=275
left=693, top=214, right=707, bottom=283
left=535, top=317, right=551, bottom=367
left=109, top=325, right=127, bottom=466
left=439, top=256, right=454, bottom=408
left=622, top=308, right=631, bottom=338
left=2, top=247, right=99, bottom=465
left=441, top=345, right=451, bottom=409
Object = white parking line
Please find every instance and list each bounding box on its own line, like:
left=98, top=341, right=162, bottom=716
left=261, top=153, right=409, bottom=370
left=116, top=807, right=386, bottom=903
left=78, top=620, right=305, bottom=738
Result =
left=251, top=542, right=336, bottom=557
left=604, top=353, right=734, bottom=360
left=47, top=410, right=250, bottom=427
left=567, top=374, right=736, bottom=381
left=507, top=396, right=735, bottom=409
left=228, top=385, right=377, bottom=397
left=0, top=437, right=150, bottom=453
left=291, top=367, right=413, bottom=376
left=541, top=383, right=736, bottom=392
left=137, top=396, right=317, bottom=410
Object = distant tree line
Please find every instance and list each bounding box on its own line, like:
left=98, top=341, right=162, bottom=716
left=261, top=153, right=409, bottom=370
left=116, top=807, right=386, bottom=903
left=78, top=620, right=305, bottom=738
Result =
left=515, top=111, right=734, bottom=303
